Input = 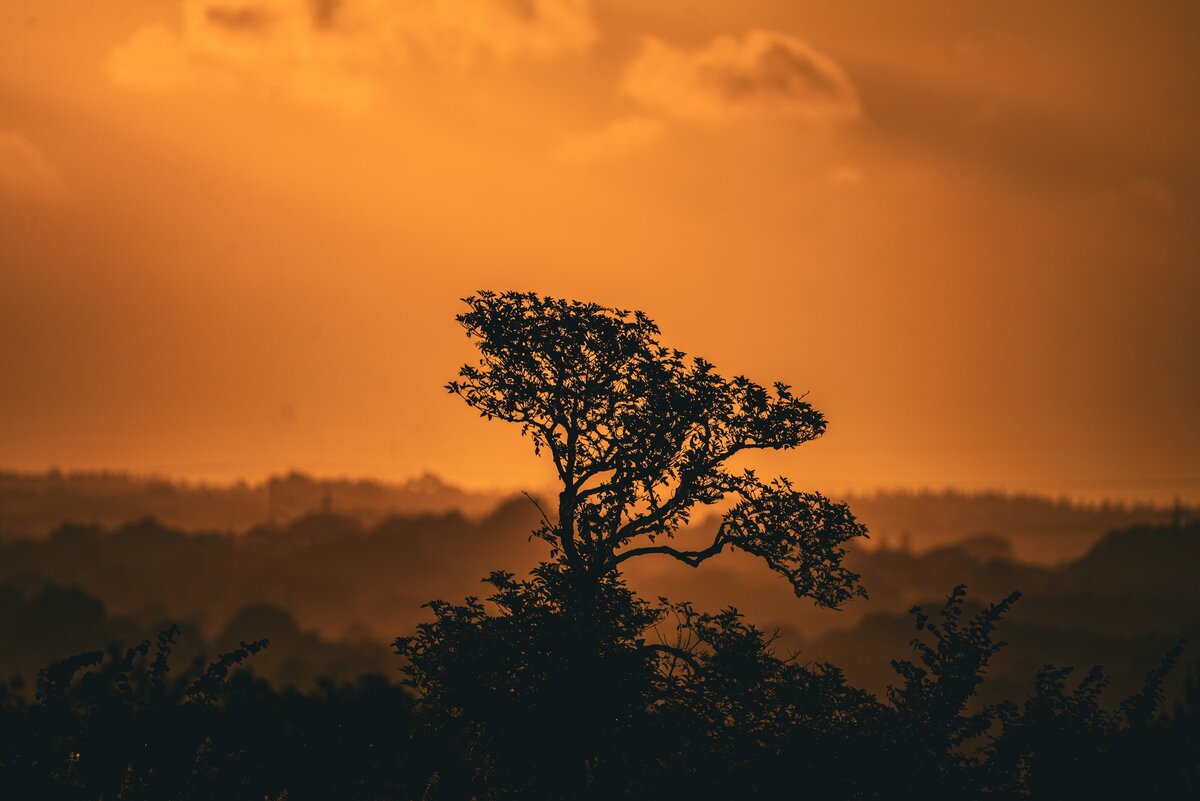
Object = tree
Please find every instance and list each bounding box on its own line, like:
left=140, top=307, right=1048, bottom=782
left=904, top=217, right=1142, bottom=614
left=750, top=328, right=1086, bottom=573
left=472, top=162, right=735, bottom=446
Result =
left=397, top=290, right=870, bottom=798
left=446, top=290, right=867, bottom=609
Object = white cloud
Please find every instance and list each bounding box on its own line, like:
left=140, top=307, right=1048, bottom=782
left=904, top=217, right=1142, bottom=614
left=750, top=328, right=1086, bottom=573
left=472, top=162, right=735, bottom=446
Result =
left=396, top=0, right=598, bottom=65
left=623, top=30, right=860, bottom=122
left=108, top=0, right=598, bottom=112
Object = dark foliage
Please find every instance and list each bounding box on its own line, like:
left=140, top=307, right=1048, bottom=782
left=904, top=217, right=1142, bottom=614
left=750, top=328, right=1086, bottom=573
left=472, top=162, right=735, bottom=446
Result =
left=0, top=629, right=443, bottom=800
left=4, top=593, right=1194, bottom=799
left=396, top=571, right=1195, bottom=800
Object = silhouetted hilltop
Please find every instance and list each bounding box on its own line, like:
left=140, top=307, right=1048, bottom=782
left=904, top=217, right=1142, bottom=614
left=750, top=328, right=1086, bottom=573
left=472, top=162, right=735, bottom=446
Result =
left=0, top=499, right=545, bottom=644
left=839, top=488, right=1181, bottom=563
left=1062, top=520, right=1200, bottom=597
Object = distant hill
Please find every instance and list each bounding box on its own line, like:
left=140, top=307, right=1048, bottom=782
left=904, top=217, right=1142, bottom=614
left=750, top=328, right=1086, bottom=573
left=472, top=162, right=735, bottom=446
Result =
left=0, top=498, right=545, bottom=643
left=0, top=581, right=393, bottom=690
left=836, top=488, right=1180, bottom=563
left=2, top=510, right=1195, bottom=705
left=0, top=469, right=506, bottom=540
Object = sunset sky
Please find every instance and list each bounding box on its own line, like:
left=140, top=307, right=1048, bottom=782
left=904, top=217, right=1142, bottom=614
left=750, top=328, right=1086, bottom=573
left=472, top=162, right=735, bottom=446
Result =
left=2, top=1, right=1198, bottom=503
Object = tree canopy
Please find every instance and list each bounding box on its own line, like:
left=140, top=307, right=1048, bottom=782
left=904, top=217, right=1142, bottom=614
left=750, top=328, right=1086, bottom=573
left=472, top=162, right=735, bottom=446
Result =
left=448, top=290, right=866, bottom=607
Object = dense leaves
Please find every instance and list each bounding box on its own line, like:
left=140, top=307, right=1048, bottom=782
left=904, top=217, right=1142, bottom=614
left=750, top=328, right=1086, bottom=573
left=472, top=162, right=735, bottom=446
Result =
left=449, top=291, right=864, bottom=602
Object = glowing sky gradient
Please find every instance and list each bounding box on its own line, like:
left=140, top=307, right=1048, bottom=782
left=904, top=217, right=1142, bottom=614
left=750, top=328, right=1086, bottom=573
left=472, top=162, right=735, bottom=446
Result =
left=2, top=1, right=1198, bottom=503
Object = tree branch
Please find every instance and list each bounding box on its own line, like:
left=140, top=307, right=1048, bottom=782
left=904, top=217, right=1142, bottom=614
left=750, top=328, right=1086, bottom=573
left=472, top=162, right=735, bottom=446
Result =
left=608, top=440, right=751, bottom=544
left=611, top=529, right=726, bottom=568
left=520, top=491, right=554, bottom=530
left=642, top=643, right=701, bottom=675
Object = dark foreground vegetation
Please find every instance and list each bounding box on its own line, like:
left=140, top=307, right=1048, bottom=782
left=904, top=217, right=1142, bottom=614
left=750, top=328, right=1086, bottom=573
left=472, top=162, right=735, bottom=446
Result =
left=3, top=586, right=1197, bottom=800
left=3, top=292, right=1196, bottom=799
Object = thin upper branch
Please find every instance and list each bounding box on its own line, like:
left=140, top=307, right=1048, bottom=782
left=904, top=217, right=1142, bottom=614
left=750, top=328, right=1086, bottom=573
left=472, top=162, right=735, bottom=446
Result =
left=520, top=491, right=554, bottom=530
left=642, top=643, right=701, bottom=675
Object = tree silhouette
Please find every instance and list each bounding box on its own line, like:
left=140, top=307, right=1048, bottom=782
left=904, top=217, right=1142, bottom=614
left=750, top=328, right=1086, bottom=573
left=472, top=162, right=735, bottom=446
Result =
left=446, top=290, right=867, bottom=608
left=400, top=290, right=873, bottom=798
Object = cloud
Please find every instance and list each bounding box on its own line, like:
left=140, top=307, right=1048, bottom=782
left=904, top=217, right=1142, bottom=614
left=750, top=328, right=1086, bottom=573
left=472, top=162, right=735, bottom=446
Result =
left=107, top=0, right=379, bottom=111
left=396, top=0, right=598, bottom=64
left=108, top=0, right=597, bottom=111
left=623, top=30, right=860, bottom=122
left=552, top=116, right=665, bottom=164
left=108, top=25, right=237, bottom=93
left=0, top=130, right=67, bottom=204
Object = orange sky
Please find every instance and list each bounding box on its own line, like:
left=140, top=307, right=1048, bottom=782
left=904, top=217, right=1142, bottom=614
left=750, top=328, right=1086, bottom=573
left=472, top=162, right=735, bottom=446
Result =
left=1, top=1, right=1198, bottom=503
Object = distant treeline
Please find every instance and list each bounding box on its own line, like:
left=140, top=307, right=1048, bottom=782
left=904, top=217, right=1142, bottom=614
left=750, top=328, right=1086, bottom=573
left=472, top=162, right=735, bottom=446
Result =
left=844, top=489, right=1184, bottom=562
left=0, top=500, right=545, bottom=648
left=1, top=469, right=1183, bottom=562
left=0, top=470, right=504, bottom=540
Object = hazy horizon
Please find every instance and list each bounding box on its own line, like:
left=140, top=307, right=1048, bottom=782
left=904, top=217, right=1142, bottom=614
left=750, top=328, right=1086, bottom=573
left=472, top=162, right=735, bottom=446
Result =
left=2, top=463, right=1195, bottom=508
left=3, top=1, right=1198, bottom=507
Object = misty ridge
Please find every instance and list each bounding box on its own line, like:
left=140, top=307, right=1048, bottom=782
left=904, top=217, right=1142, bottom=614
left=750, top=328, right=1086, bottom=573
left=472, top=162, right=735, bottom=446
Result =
left=1, top=467, right=1181, bottom=560
left=1, top=469, right=1196, bottom=706
left=0, top=470, right=502, bottom=541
